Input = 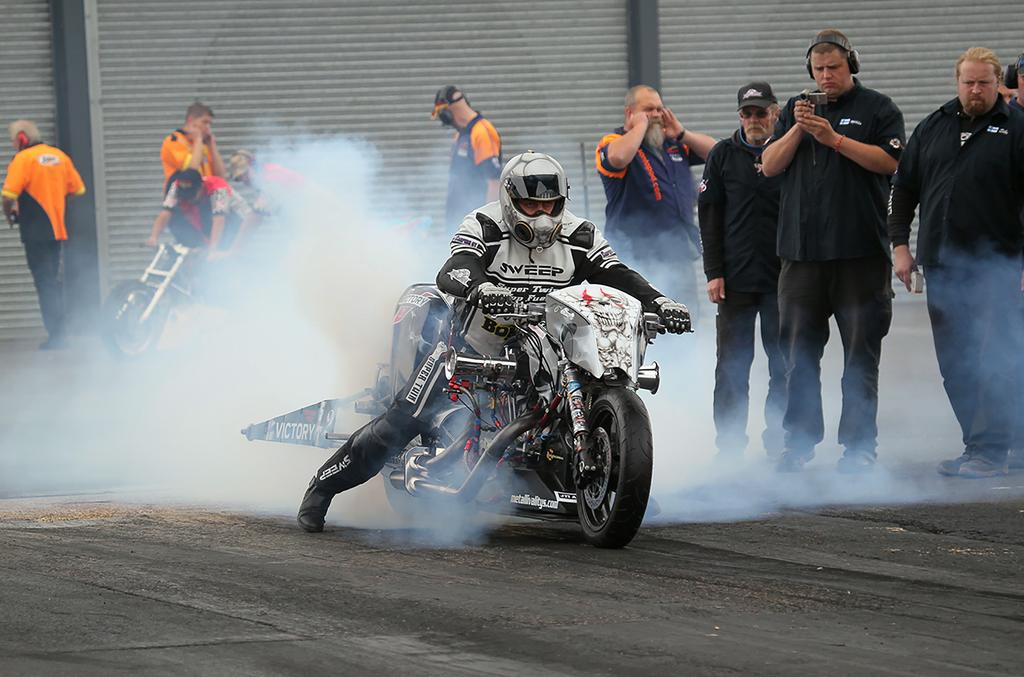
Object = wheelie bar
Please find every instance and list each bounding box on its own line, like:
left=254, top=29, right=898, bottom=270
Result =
left=561, top=365, right=597, bottom=475
left=139, top=244, right=190, bottom=323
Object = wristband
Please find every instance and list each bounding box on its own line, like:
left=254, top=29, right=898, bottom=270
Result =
left=833, top=135, right=845, bottom=152
left=676, top=129, right=687, bottom=145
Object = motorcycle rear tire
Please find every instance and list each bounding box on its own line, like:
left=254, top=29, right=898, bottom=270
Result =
left=101, top=280, right=170, bottom=358
left=577, top=387, right=653, bottom=549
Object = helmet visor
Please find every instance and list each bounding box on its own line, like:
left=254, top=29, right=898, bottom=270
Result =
left=509, top=173, right=563, bottom=201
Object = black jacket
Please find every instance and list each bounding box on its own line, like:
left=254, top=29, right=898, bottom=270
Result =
left=698, top=130, right=782, bottom=293
left=773, top=80, right=905, bottom=262
left=888, top=98, right=1024, bottom=266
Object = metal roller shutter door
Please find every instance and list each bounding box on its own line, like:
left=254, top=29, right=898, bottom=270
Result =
left=0, top=1, right=56, bottom=341
left=659, top=0, right=1023, bottom=252
left=94, top=0, right=629, bottom=285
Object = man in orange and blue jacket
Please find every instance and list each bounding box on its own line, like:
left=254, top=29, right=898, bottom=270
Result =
left=596, top=85, right=715, bottom=322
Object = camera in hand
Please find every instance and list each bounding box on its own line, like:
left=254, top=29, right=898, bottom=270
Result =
left=800, top=89, right=828, bottom=107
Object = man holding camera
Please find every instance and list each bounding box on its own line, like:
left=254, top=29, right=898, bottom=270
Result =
left=889, top=48, right=1024, bottom=477
left=762, top=29, right=905, bottom=473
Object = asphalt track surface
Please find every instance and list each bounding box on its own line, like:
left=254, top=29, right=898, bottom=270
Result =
left=2, top=297, right=1023, bottom=675
left=1, top=487, right=1022, bottom=676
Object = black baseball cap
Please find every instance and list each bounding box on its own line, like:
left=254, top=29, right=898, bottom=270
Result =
left=736, top=82, right=777, bottom=110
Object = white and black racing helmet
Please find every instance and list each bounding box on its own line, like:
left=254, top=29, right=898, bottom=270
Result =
left=499, top=151, right=569, bottom=250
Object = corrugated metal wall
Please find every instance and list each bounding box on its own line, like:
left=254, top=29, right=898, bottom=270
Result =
left=92, top=0, right=630, bottom=285
left=660, top=0, right=1023, bottom=146
left=0, top=1, right=56, bottom=340
left=5, top=0, right=1018, bottom=327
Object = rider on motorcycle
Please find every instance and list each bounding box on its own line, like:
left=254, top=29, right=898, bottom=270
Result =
left=297, top=151, right=691, bottom=532
left=146, top=168, right=254, bottom=258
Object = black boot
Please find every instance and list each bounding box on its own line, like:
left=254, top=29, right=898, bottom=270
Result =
left=295, top=406, right=422, bottom=533
left=297, top=482, right=333, bottom=533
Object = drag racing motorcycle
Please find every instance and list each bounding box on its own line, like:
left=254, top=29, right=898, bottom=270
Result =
left=101, top=243, right=195, bottom=358
left=243, top=282, right=669, bottom=548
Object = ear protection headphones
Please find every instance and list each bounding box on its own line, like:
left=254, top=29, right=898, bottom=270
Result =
left=1005, top=53, right=1024, bottom=88
left=806, top=32, right=860, bottom=78
left=15, top=132, right=29, bottom=150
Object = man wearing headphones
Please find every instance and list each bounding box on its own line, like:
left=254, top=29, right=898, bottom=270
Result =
left=762, top=29, right=905, bottom=474
left=2, top=120, right=86, bottom=350
left=431, top=85, right=502, bottom=228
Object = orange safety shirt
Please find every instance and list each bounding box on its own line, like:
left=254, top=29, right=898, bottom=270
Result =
left=2, top=143, right=86, bottom=242
left=161, top=129, right=213, bottom=186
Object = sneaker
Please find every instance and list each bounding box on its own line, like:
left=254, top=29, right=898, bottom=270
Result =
left=958, top=457, right=1008, bottom=479
left=296, top=486, right=333, bottom=533
left=1008, top=449, right=1024, bottom=470
left=837, top=451, right=875, bottom=474
left=936, top=453, right=971, bottom=476
left=776, top=449, right=814, bottom=473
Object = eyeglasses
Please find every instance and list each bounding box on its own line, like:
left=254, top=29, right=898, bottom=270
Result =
left=739, top=109, right=770, bottom=119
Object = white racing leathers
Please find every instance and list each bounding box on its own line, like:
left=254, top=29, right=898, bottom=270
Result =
left=437, top=202, right=665, bottom=356
left=302, top=203, right=665, bottom=505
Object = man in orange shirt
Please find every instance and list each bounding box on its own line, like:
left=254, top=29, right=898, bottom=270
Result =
left=160, top=101, right=226, bottom=192
left=431, top=85, right=502, bottom=227
left=2, top=120, right=86, bottom=349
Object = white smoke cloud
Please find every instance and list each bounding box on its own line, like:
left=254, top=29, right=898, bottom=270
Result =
left=0, top=135, right=993, bottom=545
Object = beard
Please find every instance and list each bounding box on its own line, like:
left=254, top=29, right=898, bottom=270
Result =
left=643, top=121, right=665, bottom=148
left=962, top=96, right=994, bottom=117
left=744, top=123, right=770, bottom=144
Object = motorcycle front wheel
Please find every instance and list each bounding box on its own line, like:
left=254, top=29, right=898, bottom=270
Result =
left=577, top=387, right=653, bottom=549
left=101, top=281, right=169, bottom=358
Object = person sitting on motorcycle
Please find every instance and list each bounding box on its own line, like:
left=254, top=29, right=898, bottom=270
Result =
left=296, top=150, right=691, bottom=533
left=227, top=148, right=306, bottom=220
left=146, top=168, right=253, bottom=258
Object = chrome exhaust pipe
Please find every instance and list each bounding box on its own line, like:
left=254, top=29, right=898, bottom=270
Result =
left=637, top=362, right=660, bottom=394
left=410, top=409, right=542, bottom=502
left=444, top=348, right=517, bottom=380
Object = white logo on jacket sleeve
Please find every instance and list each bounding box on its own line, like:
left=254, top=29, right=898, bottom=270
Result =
left=889, top=138, right=902, bottom=149
left=447, top=268, right=472, bottom=287
left=698, top=179, right=708, bottom=193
